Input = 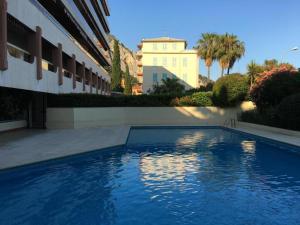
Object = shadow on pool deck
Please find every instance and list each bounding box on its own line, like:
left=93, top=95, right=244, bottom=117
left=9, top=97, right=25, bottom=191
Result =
left=0, top=126, right=130, bottom=170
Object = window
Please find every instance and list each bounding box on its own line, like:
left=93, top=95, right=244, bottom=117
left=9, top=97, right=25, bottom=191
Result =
left=153, top=57, right=158, bottom=66
left=153, top=43, right=158, bottom=50
left=163, top=43, right=167, bottom=50
left=183, top=73, right=187, bottom=82
left=153, top=73, right=158, bottom=83
left=162, top=73, right=168, bottom=80
left=172, top=43, right=177, bottom=50
left=172, top=57, right=177, bottom=67
left=162, top=57, right=167, bottom=66
left=183, top=58, right=188, bottom=67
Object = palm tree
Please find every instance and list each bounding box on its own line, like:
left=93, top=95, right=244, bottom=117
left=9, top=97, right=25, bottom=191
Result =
left=195, top=33, right=218, bottom=80
left=247, top=60, right=262, bottom=87
left=215, top=34, right=228, bottom=77
left=263, top=59, right=278, bottom=70
left=227, top=40, right=245, bottom=74
left=216, top=33, right=245, bottom=76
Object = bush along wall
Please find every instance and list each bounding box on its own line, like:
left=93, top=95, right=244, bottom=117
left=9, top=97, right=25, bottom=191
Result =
left=238, top=66, right=300, bottom=131
left=47, top=92, right=215, bottom=108
left=173, top=92, right=213, bottom=106
left=212, top=73, right=249, bottom=107
left=0, top=88, right=31, bottom=121
left=276, top=93, right=300, bottom=130
left=250, top=67, right=300, bottom=110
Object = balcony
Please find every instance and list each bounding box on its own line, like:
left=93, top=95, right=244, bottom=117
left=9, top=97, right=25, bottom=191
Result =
left=137, top=61, right=143, bottom=67
left=137, top=43, right=143, bottom=50
left=136, top=51, right=142, bottom=58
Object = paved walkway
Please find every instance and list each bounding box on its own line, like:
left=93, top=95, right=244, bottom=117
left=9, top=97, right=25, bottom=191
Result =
left=234, top=123, right=300, bottom=147
left=0, top=126, right=130, bottom=170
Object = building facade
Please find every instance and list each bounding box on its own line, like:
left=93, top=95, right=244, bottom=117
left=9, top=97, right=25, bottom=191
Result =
left=0, top=0, right=112, bottom=127
left=137, top=37, right=199, bottom=93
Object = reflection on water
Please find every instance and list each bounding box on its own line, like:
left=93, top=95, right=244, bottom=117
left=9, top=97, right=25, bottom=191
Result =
left=140, top=153, right=199, bottom=183
left=0, top=128, right=300, bottom=225
left=176, top=131, right=204, bottom=145
left=241, top=140, right=256, bottom=154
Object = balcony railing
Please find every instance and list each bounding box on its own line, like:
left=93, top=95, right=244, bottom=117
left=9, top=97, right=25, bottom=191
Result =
left=42, top=59, right=56, bottom=72
left=136, top=51, right=142, bottom=57
left=7, top=43, right=32, bottom=64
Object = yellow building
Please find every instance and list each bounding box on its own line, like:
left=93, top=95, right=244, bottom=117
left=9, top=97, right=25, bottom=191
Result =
left=137, top=37, right=199, bottom=93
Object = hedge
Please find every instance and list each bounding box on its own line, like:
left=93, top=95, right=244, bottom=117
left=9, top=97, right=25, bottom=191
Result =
left=175, top=92, right=213, bottom=106
left=47, top=92, right=214, bottom=108
left=239, top=94, right=300, bottom=131
left=0, top=88, right=31, bottom=121
left=277, top=93, right=300, bottom=130
left=47, top=94, right=181, bottom=107
left=212, top=74, right=249, bottom=107
left=238, top=108, right=280, bottom=128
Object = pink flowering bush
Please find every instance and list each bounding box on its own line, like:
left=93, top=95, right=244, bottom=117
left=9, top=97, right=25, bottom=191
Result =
left=250, top=65, right=300, bottom=110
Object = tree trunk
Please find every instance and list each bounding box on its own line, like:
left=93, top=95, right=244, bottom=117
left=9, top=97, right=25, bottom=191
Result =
left=207, top=66, right=210, bottom=80
left=221, top=68, right=224, bottom=77
left=227, top=67, right=230, bottom=75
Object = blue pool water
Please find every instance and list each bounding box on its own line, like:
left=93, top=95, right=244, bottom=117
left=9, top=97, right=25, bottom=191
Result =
left=0, top=127, right=300, bottom=225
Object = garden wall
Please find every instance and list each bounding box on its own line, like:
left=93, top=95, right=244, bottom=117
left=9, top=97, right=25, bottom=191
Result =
left=46, top=102, right=255, bottom=129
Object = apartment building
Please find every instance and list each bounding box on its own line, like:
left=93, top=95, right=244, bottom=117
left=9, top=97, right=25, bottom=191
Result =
left=0, top=0, right=111, bottom=127
left=137, top=37, right=199, bottom=93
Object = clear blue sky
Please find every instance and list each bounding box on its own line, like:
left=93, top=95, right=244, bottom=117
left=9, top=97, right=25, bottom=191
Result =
left=108, top=0, right=300, bottom=80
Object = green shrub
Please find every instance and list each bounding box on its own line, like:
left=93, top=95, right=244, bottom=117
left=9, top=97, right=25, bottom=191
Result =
left=0, top=88, right=31, bottom=121
left=238, top=108, right=279, bottom=127
left=48, top=94, right=180, bottom=107
left=250, top=69, right=300, bottom=110
left=178, top=96, right=194, bottom=106
left=191, top=92, right=213, bottom=106
left=212, top=73, right=249, bottom=107
left=276, top=93, right=300, bottom=130
left=175, top=92, right=213, bottom=106
left=152, top=78, right=185, bottom=95
left=185, top=83, right=214, bottom=95
left=48, top=92, right=214, bottom=108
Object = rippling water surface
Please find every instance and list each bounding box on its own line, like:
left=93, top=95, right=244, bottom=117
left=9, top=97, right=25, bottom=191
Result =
left=1, top=128, right=300, bottom=225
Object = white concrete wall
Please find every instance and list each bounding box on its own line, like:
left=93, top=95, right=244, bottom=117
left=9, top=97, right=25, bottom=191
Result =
left=0, top=120, right=27, bottom=132
left=1, top=0, right=110, bottom=94
left=47, top=102, right=255, bottom=129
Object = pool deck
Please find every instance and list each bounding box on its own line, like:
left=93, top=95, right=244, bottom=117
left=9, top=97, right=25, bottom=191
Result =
left=0, top=126, right=130, bottom=170
left=0, top=124, right=299, bottom=170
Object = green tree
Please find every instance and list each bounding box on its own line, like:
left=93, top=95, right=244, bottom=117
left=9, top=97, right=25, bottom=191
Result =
left=111, top=39, right=122, bottom=91
left=153, top=78, right=185, bottom=95
left=263, top=59, right=278, bottom=70
left=216, top=33, right=245, bottom=76
left=124, top=64, right=132, bottom=95
left=195, top=33, right=218, bottom=80
left=247, top=60, right=263, bottom=87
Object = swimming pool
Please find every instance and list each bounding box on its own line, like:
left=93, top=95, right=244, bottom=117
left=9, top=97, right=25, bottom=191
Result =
left=0, top=127, right=300, bottom=225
